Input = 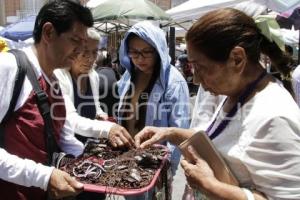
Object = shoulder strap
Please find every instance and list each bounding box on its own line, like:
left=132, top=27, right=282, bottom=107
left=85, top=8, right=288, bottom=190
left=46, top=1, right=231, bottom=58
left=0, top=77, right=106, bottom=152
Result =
left=4, top=49, right=59, bottom=165
left=0, top=50, right=27, bottom=148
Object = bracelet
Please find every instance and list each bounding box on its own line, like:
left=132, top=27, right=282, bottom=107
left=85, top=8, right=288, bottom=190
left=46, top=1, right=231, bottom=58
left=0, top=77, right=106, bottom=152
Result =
left=242, top=188, right=255, bottom=200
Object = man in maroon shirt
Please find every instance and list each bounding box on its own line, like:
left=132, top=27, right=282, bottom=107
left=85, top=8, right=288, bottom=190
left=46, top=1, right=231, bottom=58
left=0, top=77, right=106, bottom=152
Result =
left=0, top=1, right=93, bottom=199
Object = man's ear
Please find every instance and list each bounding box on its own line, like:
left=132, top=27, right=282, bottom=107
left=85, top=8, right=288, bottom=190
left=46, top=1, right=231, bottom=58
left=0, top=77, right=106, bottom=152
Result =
left=41, top=22, right=55, bottom=44
left=228, top=46, right=247, bottom=74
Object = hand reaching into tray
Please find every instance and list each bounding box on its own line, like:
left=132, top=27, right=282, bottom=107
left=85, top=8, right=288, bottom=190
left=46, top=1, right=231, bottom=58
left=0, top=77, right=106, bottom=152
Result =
left=109, top=124, right=135, bottom=148
left=135, top=126, right=195, bottom=148
left=134, top=126, right=170, bottom=148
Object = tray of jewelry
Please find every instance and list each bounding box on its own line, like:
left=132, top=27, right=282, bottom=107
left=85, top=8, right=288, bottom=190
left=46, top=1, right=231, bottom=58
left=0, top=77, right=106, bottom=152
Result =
left=60, top=138, right=169, bottom=196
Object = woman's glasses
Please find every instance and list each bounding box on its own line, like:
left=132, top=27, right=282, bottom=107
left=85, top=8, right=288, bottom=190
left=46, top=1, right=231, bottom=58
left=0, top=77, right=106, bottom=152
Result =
left=128, top=48, right=155, bottom=59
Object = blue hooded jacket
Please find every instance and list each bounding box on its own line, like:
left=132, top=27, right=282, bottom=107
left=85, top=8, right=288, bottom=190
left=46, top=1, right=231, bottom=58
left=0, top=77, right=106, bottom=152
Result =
left=117, top=21, right=190, bottom=173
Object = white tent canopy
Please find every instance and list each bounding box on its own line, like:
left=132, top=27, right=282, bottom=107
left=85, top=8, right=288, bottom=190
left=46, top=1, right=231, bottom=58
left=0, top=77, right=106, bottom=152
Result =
left=167, top=0, right=264, bottom=22
left=166, top=0, right=300, bottom=24
left=86, top=0, right=107, bottom=8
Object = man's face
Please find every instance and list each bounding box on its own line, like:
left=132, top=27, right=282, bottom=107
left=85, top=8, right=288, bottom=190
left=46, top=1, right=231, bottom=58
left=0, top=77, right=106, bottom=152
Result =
left=50, top=21, right=88, bottom=69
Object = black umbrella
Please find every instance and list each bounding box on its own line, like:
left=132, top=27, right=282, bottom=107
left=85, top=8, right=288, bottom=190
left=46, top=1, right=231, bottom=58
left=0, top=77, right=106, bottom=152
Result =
left=276, top=7, right=300, bottom=64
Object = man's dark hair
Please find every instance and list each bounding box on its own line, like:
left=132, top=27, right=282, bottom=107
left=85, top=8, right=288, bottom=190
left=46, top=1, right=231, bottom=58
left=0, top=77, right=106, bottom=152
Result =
left=33, top=0, right=93, bottom=43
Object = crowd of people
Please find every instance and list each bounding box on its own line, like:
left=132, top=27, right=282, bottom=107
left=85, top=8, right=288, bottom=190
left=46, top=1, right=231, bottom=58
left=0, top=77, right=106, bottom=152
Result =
left=0, top=0, right=300, bottom=200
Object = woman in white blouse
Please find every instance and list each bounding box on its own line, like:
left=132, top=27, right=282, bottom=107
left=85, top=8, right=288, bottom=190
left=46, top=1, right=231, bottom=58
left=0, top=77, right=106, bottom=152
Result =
left=134, top=8, right=300, bottom=200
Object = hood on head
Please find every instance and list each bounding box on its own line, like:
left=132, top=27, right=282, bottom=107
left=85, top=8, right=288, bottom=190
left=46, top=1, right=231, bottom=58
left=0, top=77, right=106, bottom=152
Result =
left=119, top=21, right=170, bottom=87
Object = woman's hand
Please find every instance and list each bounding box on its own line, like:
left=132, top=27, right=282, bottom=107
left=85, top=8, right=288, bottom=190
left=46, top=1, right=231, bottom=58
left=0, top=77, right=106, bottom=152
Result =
left=108, top=124, right=135, bottom=148
left=181, top=146, right=218, bottom=192
left=134, top=126, right=170, bottom=148
left=182, top=146, right=268, bottom=200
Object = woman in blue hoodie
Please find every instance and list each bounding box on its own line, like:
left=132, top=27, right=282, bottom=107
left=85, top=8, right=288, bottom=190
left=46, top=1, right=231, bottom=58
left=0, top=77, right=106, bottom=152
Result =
left=117, top=21, right=190, bottom=199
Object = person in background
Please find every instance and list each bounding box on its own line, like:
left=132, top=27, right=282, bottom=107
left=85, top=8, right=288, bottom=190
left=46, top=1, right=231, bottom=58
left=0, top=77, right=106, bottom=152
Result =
left=0, top=1, right=93, bottom=199
left=54, top=28, right=134, bottom=148
left=94, top=48, right=108, bottom=67
left=112, top=54, right=126, bottom=78
left=98, top=67, right=120, bottom=117
left=135, top=8, right=300, bottom=200
left=94, top=48, right=120, bottom=117
left=117, top=21, right=190, bottom=199
left=175, top=52, right=188, bottom=76
left=176, top=51, right=199, bottom=96
left=183, top=53, right=199, bottom=96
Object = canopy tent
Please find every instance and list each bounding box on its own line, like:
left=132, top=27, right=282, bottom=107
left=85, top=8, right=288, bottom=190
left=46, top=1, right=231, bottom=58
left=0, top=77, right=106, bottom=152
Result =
left=166, top=0, right=300, bottom=28
left=92, top=0, right=170, bottom=22
left=89, top=0, right=172, bottom=57
left=90, top=0, right=170, bottom=34
left=167, top=0, right=261, bottom=22
left=0, top=15, right=35, bottom=41
left=86, top=0, right=106, bottom=8
left=87, top=1, right=129, bottom=34
left=167, top=0, right=300, bottom=64
left=93, top=21, right=129, bottom=34
left=168, top=0, right=235, bottom=21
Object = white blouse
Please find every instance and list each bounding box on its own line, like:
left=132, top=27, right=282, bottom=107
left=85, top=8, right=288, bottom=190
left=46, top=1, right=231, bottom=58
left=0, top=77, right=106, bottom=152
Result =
left=54, top=68, right=114, bottom=139
left=208, top=81, right=300, bottom=199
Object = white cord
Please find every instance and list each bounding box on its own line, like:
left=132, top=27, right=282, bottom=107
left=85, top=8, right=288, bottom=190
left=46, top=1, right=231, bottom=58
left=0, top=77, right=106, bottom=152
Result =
left=242, top=188, right=255, bottom=200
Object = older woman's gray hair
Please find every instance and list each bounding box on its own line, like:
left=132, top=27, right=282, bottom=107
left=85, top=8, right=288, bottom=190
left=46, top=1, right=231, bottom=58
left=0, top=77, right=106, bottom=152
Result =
left=87, top=28, right=101, bottom=41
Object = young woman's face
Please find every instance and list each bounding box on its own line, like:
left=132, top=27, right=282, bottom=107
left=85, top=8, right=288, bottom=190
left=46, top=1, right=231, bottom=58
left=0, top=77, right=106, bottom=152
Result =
left=128, top=36, right=157, bottom=74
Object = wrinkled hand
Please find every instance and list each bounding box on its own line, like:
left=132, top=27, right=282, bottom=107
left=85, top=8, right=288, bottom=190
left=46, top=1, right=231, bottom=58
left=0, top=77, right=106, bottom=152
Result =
left=108, top=124, right=135, bottom=148
left=181, top=146, right=217, bottom=192
left=134, top=126, right=169, bottom=148
left=47, top=168, right=83, bottom=199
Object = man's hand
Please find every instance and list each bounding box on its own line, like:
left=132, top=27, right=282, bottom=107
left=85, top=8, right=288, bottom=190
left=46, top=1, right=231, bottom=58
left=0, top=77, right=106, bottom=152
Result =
left=108, top=124, right=135, bottom=148
left=134, top=126, right=169, bottom=148
left=95, top=115, right=116, bottom=123
left=47, top=168, right=83, bottom=199
left=95, top=114, right=109, bottom=121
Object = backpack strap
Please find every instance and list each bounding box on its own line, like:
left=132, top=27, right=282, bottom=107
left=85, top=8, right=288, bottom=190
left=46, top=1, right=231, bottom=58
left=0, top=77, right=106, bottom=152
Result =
left=2, top=49, right=59, bottom=165
left=0, top=50, right=27, bottom=148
